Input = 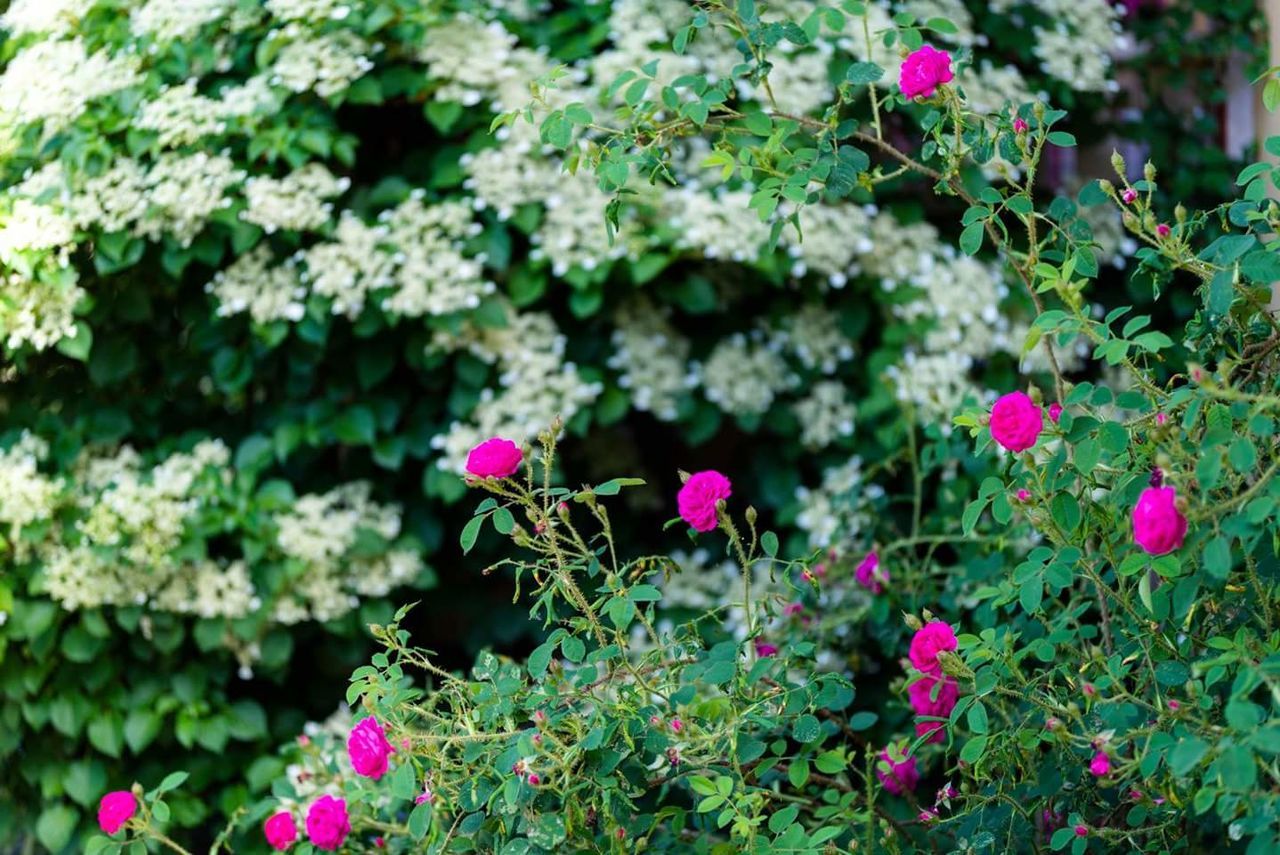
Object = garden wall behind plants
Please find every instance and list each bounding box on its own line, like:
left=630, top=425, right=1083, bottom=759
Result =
left=0, top=0, right=1264, bottom=850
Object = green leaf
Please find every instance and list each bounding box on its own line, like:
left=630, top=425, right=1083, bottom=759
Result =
left=1169, top=737, right=1210, bottom=776
left=959, top=222, right=983, bottom=256
left=459, top=515, right=484, bottom=554
left=966, top=701, right=989, bottom=734
left=761, top=531, right=779, bottom=557
left=560, top=635, right=585, bottom=663
left=125, top=709, right=161, bottom=754
left=845, top=62, right=884, bottom=84
left=36, top=805, right=79, bottom=852
left=1047, top=131, right=1076, bottom=147
left=959, top=736, right=988, bottom=764
left=792, top=714, right=821, bottom=743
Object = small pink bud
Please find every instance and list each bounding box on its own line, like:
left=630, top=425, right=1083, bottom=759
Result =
left=374, top=838, right=385, bottom=848
left=1016, top=489, right=1031, bottom=503
left=1129, top=790, right=1143, bottom=801
left=1122, top=188, right=1137, bottom=204
left=533, top=710, right=546, bottom=724
left=1075, top=825, right=1088, bottom=837
left=1167, top=699, right=1180, bottom=711
left=754, top=638, right=779, bottom=658
left=1089, top=751, right=1111, bottom=777
left=1048, top=402, right=1063, bottom=423
left=784, top=602, right=805, bottom=618
left=801, top=569, right=815, bottom=583
left=1013, top=117, right=1028, bottom=133
left=814, top=562, right=828, bottom=578
left=918, top=809, right=938, bottom=824
left=1045, top=717, right=1060, bottom=730
left=1156, top=223, right=1171, bottom=237
left=400, top=738, right=411, bottom=752
left=1155, top=412, right=1168, bottom=426
left=670, top=717, right=684, bottom=733
left=649, top=715, right=662, bottom=727
left=527, top=773, right=540, bottom=786
left=1083, top=682, right=1096, bottom=697
left=297, top=735, right=310, bottom=746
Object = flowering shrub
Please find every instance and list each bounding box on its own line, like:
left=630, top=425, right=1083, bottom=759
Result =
left=0, top=0, right=1267, bottom=851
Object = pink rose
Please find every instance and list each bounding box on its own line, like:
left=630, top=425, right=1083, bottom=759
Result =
left=98, top=791, right=137, bottom=836
left=855, top=551, right=887, bottom=593
left=909, top=621, right=957, bottom=676
left=1132, top=486, right=1187, bottom=555
left=1089, top=751, right=1111, bottom=777
left=465, top=437, right=523, bottom=479
left=677, top=470, right=732, bottom=532
left=876, top=747, right=920, bottom=795
left=1122, top=188, right=1137, bottom=204
left=754, top=638, right=779, bottom=657
left=1156, top=223, right=1171, bottom=237
left=1013, top=117, right=1028, bottom=133
left=990, top=391, right=1043, bottom=452
left=899, top=44, right=953, bottom=100
left=348, top=716, right=395, bottom=780
left=1016, top=489, right=1031, bottom=502
left=909, top=674, right=959, bottom=744
left=264, top=812, right=298, bottom=851
left=306, top=796, right=350, bottom=852
left=1048, top=402, right=1063, bottom=423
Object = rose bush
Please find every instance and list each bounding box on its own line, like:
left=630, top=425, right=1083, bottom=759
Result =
left=88, top=2, right=1280, bottom=852
left=0, top=0, right=1269, bottom=851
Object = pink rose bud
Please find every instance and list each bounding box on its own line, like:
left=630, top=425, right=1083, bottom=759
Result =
left=1083, top=682, right=1096, bottom=697
left=1122, top=188, right=1137, bottom=204
left=465, top=437, right=523, bottom=479
left=1156, top=223, right=1171, bottom=237
left=919, top=809, right=939, bottom=823
left=1048, top=402, right=1063, bottom=423
left=649, top=715, right=662, bottom=727
left=670, top=717, right=684, bottom=733
left=297, top=734, right=310, bottom=746
left=375, top=838, right=385, bottom=848
left=676, top=470, right=732, bottom=533
left=1016, top=489, right=1031, bottom=502
left=1156, top=412, right=1168, bottom=426
left=1129, top=790, right=1143, bottom=801
left=1167, top=699, right=1180, bottom=711
left=990, top=391, right=1044, bottom=452
left=1013, top=117, right=1028, bottom=133
left=784, top=602, right=805, bottom=617
left=1132, top=486, right=1188, bottom=555
left=305, top=796, right=351, bottom=852
left=876, top=748, right=920, bottom=795
left=1075, top=825, right=1088, bottom=837
left=98, top=791, right=138, bottom=836
left=347, top=716, right=395, bottom=780
left=264, top=812, right=298, bottom=852
left=1089, top=751, right=1111, bottom=777
left=754, top=638, right=779, bottom=657
left=855, top=551, right=887, bottom=594
left=527, top=773, right=540, bottom=786
left=1045, top=717, right=1060, bottom=730
left=909, top=621, right=957, bottom=676
left=899, top=44, right=954, bottom=100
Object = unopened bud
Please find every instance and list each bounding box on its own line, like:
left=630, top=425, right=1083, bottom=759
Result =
left=903, top=613, right=923, bottom=631
left=745, top=506, right=757, bottom=526
left=677, top=469, right=691, bottom=484
left=1174, top=203, right=1187, bottom=223
left=1143, top=161, right=1156, bottom=183
left=1110, top=150, right=1126, bottom=176
left=1097, top=179, right=1114, bottom=196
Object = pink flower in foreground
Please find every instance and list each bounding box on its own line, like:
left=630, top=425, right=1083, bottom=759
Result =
left=990, top=391, right=1043, bottom=452
left=876, top=748, right=920, bottom=795
left=98, top=791, right=137, bottom=835
left=1013, top=117, right=1028, bottom=133
left=909, top=621, right=957, bottom=676
left=305, top=796, right=350, bottom=852
left=1132, top=486, right=1187, bottom=555
left=855, top=551, right=887, bottom=593
left=1089, top=751, right=1111, bottom=777
left=1156, top=223, right=1171, bottom=237
left=899, top=44, right=953, bottom=100
left=909, top=674, right=959, bottom=742
left=465, top=437, right=523, bottom=479
left=677, top=470, right=732, bottom=532
left=754, top=638, right=779, bottom=658
left=1122, top=188, right=1137, bottom=204
left=264, top=812, right=298, bottom=852
left=1048, top=402, right=1063, bottom=423
left=348, top=716, right=395, bottom=780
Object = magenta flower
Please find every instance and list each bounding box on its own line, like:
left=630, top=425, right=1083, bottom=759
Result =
left=876, top=747, right=920, bottom=795
left=1156, top=412, right=1168, bottom=426
left=677, top=470, right=732, bottom=532
left=855, top=551, right=887, bottom=593
left=305, top=796, right=350, bottom=852
left=1156, top=223, right=1171, bottom=237
left=1013, top=117, right=1028, bottom=133
left=899, top=44, right=953, bottom=100
left=1132, top=486, right=1187, bottom=555
left=1048, top=402, right=1063, bottom=423
left=908, top=674, right=959, bottom=743
left=990, top=391, right=1043, bottom=452
left=98, top=791, right=137, bottom=836
left=1089, top=751, right=1111, bottom=777
left=264, top=812, right=298, bottom=852
left=1122, top=188, right=1137, bottom=204
left=909, top=621, right=957, bottom=676
left=1016, top=489, right=1031, bottom=502
left=1075, top=825, right=1089, bottom=837
left=754, top=638, right=779, bottom=657
left=465, top=437, right=523, bottom=479
left=348, top=716, right=395, bottom=780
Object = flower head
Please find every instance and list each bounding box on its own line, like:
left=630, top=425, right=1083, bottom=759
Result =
left=1075, top=825, right=1089, bottom=837
left=1089, top=751, right=1111, bottom=777
left=1122, top=188, right=1137, bottom=204
left=347, top=716, right=395, bottom=780
left=98, top=791, right=137, bottom=836
left=876, top=747, right=920, bottom=795
left=1156, top=223, right=1171, bottom=237
left=677, top=470, right=732, bottom=532
left=908, top=674, right=959, bottom=742
left=1016, top=489, right=1031, bottom=503
left=305, top=796, right=350, bottom=852
left=465, top=437, right=523, bottom=479
left=1132, top=486, right=1187, bottom=555
left=990, top=391, right=1043, bottom=452
left=855, top=551, right=887, bottom=594
left=899, top=44, right=953, bottom=100
left=1013, top=117, right=1028, bottom=133
left=909, top=620, right=957, bottom=676
left=1048, top=402, right=1063, bottom=423
left=754, top=638, right=779, bottom=657
left=264, top=812, right=298, bottom=852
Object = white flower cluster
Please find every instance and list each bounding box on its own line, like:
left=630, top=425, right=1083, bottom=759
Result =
left=0, top=434, right=62, bottom=555
left=785, top=204, right=876, bottom=287
left=1031, top=0, right=1124, bottom=93
left=778, top=305, right=856, bottom=375
left=665, top=188, right=771, bottom=263
left=794, top=456, right=882, bottom=550
left=0, top=39, right=140, bottom=137
left=135, top=76, right=281, bottom=149
left=266, top=0, right=349, bottom=22
left=700, top=332, right=797, bottom=417
left=608, top=301, right=694, bottom=421
left=207, top=245, right=307, bottom=324
left=0, top=0, right=95, bottom=37
left=269, top=28, right=375, bottom=98
left=418, top=15, right=549, bottom=111
left=273, top=481, right=421, bottom=624
left=131, top=0, right=235, bottom=42
left=242, top=164, right=350, bottom=234
left=432, top=311, right=603, bottom=473
left=793, top=381, right=857, bottom=449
